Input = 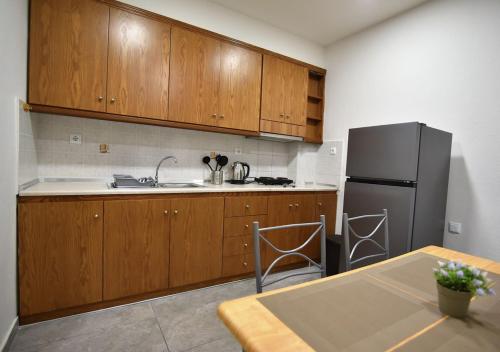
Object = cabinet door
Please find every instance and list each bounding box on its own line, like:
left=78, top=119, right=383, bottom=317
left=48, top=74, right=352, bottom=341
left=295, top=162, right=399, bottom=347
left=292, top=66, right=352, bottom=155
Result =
left=169, top=27, right=220, bottom=126
left=107, top=8, right=170, bottom=119
left=261, top=55, right=287, bottom=122
left=29, top=0, right=109, bottom=111
left=19, top=201, right=103, bottom=316
left=286, top=62, right=308, bottom=126
left=294, top=194, right=319, bottom=262
left=316, top=193, right=338, bottom=236
left=218, top=43, right=262, bottom=131
left=103, top=199, right=170, bottom=300
left=170, top=197, right=224, bottom=287
left=264, top=195, right=297, bottom=267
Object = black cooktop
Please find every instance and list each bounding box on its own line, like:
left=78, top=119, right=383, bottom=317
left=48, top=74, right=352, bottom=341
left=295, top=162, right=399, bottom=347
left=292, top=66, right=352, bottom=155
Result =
left=255, top=177, right=294, bottom=186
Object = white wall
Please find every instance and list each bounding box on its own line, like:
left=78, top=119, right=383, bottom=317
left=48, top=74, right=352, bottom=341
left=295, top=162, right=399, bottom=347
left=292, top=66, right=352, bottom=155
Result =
left=0, top=0, right=28, bottom=349
left=323, top=0, right=500, bottom=260
left=122, top=0, right=325, bottom=67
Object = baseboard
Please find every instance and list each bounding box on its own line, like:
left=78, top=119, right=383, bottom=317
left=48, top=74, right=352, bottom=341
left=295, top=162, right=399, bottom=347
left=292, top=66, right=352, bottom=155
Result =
left=0, top=317, right=18, bottom=352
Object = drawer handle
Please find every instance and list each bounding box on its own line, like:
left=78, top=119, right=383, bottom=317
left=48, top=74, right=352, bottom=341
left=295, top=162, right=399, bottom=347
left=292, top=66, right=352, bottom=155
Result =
left=164, top=210, right=169, bottom=215
left=173, top=210, right=178, bottom=215
left=289, top=204, right=293, bottom=208
left=98, top=96, right=103, bottom=102
left=318, top=202, right=322, bottom=207
left=243, top=243, right=248, bottom=248
left=243, top=262, right=248, bottom=267
left=295, top=203, right=299, bottom=207
left=244, top=224, right=249, bottom=229
left=110, top=97, right=116, bottom=103
left=93, top=214, right=99, bottom=219
left=245, top=204, right=250, bottom=209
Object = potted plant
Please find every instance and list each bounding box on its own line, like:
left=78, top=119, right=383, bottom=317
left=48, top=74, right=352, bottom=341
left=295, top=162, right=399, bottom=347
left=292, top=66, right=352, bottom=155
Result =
left=433, top=260, right=495, bottom=318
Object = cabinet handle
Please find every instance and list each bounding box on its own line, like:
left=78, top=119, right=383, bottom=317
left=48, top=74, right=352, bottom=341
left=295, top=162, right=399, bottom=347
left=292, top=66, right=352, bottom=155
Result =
left=173, top=210, right=178, bottom=215
left=279, top=113, right=285, bottom=118
left=164, top=210, right=169, bottom=215
left=245, top=204, right=250, bottom=209
left=219, top=114, right=224, bottom=119
left=211, top=114, right=217, bottom=118
left=94, top=214, right=99, bottom=219
left=295, top=203, right=300, bottom=207
left=243, top=262, right=248, bottom=267
left=286, top=115, right=290, bottom=119
left=244, top=224, right=249, bottom=229
left=289, top=204, right=293, bottom=208
left=98, top=96, right=103, bottom=102
left=110, top=98, right=116, bottom=103
left=318, top=202, right=322, bottom=207
left=243, top=243, right=248, bottom=248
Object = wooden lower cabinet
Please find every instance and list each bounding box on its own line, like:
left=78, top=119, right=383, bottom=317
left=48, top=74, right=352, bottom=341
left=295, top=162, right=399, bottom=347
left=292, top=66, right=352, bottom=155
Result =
left=103, top=199, right=171, bottom=300
left=18, top=201, right=103, bottom=316
left=169, top=197, right=225, bottom=287
left=18, top=191, right=336, bottom=321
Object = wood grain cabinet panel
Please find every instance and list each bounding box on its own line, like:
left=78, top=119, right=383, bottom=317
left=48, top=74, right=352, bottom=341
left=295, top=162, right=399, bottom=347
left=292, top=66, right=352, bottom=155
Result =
left=261, top=54, right=308, bottom=127
left=169, top=197, right=224, bottom=287
left=217, top=43, right=262, bottom=132
left=316, top=193, right=338, bottom=236
left=107, top=8, right=170, bottom=119
left=18, top=201, right=103, bottom=316
left=224, top=196, right=268, bottom=217
left=168, top=27, right=220, bottom=126
left=29, top=0, right=109, bottom=111
left=223, top=215, right=267, bottom=237
left=103, top=199, right=171, bottom=300
left=261, top=55, right=287, bottom=123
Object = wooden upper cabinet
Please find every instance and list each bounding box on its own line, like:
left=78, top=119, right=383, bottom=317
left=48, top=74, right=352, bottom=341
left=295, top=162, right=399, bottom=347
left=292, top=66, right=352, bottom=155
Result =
left=262, top=55, right=308, bottom=126
left=261, top=55, right=286, bottom=123
left=103, top=199, right=171, bottom=300
left=28, top=0, right=109, bottom=111
left=217, top=43, right=262, bottom=132
left=169, top=197, right=224, bottom=287
left=169, top=27, right=220, bottom=126
left=18, top=201, right=103, bottom=316
left=107, top=9, right=170, bottom=119
left=287, top=63, right=309, bottom=126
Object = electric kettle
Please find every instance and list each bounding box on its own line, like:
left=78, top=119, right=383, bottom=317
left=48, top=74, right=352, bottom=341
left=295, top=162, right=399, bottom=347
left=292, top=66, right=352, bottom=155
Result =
left=231, top=161, right=250, bottom=183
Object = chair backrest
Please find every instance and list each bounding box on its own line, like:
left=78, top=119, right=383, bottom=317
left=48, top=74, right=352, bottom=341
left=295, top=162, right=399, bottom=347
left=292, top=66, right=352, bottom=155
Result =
left=252, top=215, right=327, bottom=294
left=342, top=209, right=389, bottom=271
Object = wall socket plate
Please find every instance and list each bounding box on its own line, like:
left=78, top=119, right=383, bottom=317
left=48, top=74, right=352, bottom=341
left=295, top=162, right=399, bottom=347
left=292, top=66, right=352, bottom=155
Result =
left=448, top=221, right=462, bottom=234
left=70, top=134, right=82, bottom=144
left=329, top=146, right=337, bottom=155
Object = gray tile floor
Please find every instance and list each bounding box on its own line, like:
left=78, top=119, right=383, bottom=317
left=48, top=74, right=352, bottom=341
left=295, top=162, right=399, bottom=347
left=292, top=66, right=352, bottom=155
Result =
left=9, top=267, right=320, bottom=352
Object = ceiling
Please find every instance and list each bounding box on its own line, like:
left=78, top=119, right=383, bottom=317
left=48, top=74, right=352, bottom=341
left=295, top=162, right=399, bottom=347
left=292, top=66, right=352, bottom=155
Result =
left=206, top=0, right=429, bottom=46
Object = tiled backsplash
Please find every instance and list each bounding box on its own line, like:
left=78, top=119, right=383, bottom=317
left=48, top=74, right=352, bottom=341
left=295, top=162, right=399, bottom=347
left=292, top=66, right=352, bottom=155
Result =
left=31, top=113, right=290, bottom=182
left=18, top=112, right=343, bottom=186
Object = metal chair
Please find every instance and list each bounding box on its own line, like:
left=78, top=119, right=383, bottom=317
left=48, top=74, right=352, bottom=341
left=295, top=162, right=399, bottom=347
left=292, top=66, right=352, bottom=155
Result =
left=252, top=215, right=327, bottom=293
left=343, top=209, right=389, bottom=271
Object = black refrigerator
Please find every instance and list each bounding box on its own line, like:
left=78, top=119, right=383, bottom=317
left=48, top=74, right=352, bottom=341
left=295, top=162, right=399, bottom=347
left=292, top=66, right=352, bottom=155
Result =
left=343, top=122, right=452, bottom=267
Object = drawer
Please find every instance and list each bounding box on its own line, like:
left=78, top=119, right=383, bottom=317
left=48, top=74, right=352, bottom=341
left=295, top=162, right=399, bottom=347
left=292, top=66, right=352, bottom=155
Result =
left=223, top=215, right=267, bottom=237
left=223, top=235, right=254, bottom=256
left=224, top=196, right=268, bottom=217
left=222, top=254, right=255, bottom=277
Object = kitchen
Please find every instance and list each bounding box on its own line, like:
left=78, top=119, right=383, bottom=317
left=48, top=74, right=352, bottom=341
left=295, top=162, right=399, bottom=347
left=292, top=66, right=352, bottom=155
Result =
left=2, top=0, right=500, bottom=351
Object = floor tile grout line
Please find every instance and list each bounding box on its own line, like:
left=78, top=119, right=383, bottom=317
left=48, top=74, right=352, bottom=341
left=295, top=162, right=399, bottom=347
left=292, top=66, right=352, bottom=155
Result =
left=150, top=302, right=172, bottom=352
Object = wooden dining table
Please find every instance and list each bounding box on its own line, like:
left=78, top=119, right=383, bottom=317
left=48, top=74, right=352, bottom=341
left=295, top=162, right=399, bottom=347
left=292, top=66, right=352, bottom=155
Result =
left=218, top=246, right=500, bottom=351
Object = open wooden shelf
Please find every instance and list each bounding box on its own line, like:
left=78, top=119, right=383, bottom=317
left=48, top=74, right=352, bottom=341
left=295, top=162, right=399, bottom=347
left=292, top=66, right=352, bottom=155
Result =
left=305, top=71, right=325, bottom=144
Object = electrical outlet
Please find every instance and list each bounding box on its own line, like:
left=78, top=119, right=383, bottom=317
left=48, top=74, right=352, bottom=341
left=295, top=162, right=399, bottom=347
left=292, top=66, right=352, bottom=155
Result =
left=234, top=147, right=242, bottom=155
left=329, top=146, right=337, bottom=155
left=70, top=134, right=82, bottom=144
left=448, top=221, right=462, bottom=234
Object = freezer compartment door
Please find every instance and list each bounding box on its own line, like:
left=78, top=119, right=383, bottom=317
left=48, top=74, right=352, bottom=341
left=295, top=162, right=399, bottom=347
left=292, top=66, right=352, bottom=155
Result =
left=346, top=122, right=421, bottom=181
left=343, top=181, right=415, bottom=268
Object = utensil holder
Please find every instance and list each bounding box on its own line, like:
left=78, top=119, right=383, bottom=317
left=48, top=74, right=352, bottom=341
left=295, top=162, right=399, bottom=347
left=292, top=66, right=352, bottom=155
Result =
left=211, top=171, right=224, bottom=185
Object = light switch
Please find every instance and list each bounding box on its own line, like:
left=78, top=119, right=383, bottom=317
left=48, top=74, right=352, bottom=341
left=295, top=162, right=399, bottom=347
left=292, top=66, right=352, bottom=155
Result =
left=448, top=221, right=462, bottom=234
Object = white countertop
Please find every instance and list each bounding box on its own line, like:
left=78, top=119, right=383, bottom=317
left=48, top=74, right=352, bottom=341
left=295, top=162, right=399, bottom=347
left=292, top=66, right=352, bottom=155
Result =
left=19, top=180, right=337, bottom=197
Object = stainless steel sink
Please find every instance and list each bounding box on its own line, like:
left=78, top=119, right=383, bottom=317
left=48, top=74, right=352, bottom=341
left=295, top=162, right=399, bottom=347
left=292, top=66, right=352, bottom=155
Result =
left=157, top=182, right=205, bottom=188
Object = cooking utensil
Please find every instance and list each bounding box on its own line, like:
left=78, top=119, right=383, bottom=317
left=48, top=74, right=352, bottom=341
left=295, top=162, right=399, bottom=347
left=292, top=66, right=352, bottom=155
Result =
left=202, top=156, right=214, bottom=171
left=217, top=155, right=228, bottom=170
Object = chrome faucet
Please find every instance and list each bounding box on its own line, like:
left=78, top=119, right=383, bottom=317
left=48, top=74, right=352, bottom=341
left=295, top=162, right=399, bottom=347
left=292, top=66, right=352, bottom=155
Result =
left=154, top=156, right=178, bottom=186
